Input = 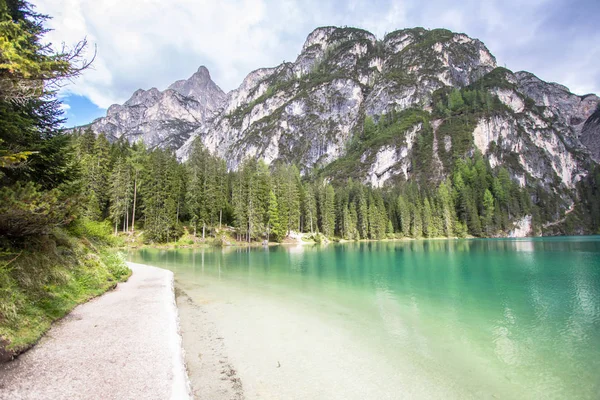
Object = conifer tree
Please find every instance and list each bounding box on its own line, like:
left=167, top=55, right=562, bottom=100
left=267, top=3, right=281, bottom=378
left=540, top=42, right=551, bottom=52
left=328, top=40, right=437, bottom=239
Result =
left=482, top=188, right=495, bottom=235
left=302, top=182, right=317, bottom=233
left=356, top=188, right=368, bottom=239
left=437, top=180, right=454, bottom=236
left=267, top=189, right=283, bottom=242
left=318, top=183, right=336, bottom=237
left=109, top=156, right=132, bottom=234
left=422, top=197, right=433, bottom=238
left=396, top=195, right=410, bottom=237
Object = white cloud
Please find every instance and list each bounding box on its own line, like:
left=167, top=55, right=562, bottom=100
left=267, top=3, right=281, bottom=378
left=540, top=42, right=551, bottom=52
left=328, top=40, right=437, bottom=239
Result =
left=36, top=0, right=306, bottom=108
left=34, top=0, right=600, bottom=111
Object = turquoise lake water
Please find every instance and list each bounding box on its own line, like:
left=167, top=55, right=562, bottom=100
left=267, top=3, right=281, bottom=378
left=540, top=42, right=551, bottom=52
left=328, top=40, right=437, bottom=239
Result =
left=129, top=237, right=600, bottom=399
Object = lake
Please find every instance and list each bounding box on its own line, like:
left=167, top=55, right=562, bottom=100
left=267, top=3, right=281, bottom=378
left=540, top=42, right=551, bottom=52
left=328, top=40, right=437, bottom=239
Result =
left=128, top=237, right=600, bottom=399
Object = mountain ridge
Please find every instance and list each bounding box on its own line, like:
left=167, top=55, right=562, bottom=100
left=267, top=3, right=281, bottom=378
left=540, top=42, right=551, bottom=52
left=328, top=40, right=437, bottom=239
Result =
left=76, top=26, right=599, bottom=230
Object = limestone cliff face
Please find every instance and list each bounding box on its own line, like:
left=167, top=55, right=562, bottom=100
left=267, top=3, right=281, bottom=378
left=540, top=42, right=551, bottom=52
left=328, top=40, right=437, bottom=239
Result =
left=80, top=26, right=599, bottom=229
left=84, top=66, right=226, bottom=149
left=178, top=27, right=499, bottom=170
left=580, top=106, right=600, bottom=162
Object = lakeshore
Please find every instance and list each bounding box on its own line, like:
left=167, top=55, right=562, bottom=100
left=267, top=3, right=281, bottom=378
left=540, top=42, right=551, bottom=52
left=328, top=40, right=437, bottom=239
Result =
left=0, top=264, right=189, bottom=400
left=2, top=237, right=598, bottom=399
left=132, top=238, right=600, bottom=399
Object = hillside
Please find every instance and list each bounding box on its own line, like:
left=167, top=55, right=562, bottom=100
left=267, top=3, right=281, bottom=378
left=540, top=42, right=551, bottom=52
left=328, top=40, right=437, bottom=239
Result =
left=79, top=26, right=600, bottom=233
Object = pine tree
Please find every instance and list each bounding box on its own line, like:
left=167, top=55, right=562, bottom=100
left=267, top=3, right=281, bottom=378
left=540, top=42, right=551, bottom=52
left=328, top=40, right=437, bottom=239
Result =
left=482, top=188, right=495, bottom=235
left=273, top=164, right=300, bottom=235
left=109, top=156, right=132, bottom=234
left=82, top=133, right=111, bottom=220
left=437, top=180, right=454, bottom=237
left=448, top=89, right=465, bottom=111
left=302, top=182, right=317, bottom=233
left=141, top=150, right=181, bottom=242
left=318, top=183, right=336, bottom=237
left=396, top=195, right=410, bottom=237
left=267, top=189, right=283, bottom=242
left=422, top=197, right=433, bottom=238
left=232, top=170, right=247, bottom=240
left=348, top=202, right=359, bottom=240
left=411, top=201, right=423, bottom=238
left=357, top=188, right=368, bottom=239
left=128, top=141, right=147, bottom=233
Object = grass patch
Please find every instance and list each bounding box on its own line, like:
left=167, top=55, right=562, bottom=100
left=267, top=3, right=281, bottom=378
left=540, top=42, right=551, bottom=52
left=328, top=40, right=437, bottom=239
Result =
left=0, top=221, right=131, bottom=361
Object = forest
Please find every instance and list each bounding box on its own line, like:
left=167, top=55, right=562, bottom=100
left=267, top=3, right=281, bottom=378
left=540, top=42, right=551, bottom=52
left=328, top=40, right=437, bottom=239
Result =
left=72, top=126, right=534, bottom=244
left=0, top=0, right=129, bottom=358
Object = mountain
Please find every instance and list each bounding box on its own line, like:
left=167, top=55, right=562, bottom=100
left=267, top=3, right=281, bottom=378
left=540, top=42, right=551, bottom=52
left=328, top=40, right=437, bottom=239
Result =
left=83, top=66, right=226, bottom=149
left=580, top=106, right=600, bottom=162
left=79, top=26, right=600, bottom=232
left=178, top=27, right=499, bottom=168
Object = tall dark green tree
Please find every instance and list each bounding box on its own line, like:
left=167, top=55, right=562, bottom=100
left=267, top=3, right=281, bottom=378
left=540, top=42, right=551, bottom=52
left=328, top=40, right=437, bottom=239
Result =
left=141, top=149, right=182, bottom=242
left=0, top=0, right=90, bottom=236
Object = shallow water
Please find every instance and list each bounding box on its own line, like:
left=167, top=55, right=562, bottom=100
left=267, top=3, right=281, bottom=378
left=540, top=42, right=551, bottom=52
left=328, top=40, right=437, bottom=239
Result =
left=129, top=237, right=600, bottom=399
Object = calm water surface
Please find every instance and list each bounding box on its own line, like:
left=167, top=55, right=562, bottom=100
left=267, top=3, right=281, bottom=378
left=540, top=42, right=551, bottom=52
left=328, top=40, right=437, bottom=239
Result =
left=129, top=237, right=600, bottom=399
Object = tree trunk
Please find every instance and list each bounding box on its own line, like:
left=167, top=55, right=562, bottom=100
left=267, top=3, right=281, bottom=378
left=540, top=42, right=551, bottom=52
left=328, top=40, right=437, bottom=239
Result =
left=219, top=209, right=222, bottom=229
left=131, top=174, right=138, bottom=233
left=202, top=223, right=205, bottom=240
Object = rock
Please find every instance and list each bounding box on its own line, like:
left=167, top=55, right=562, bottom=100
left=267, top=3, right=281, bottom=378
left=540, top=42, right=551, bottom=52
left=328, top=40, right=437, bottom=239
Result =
left=581, top=107, right=600, bottom=162
left=508, top=216, right=533, bottom=238
left=76, top=26, right=599, bottom=228
left=78, top=66, right=227, bottom=150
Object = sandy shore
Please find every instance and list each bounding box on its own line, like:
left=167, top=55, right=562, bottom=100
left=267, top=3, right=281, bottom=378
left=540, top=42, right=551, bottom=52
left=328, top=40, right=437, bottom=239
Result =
left=0, top=263, right=190, bottom=400
left=175, top=289, right=244, bottom=400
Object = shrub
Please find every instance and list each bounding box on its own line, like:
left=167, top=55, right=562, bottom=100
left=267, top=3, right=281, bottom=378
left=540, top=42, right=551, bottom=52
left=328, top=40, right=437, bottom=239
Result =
left=68, top=218, right=121, bottom=247
left=0, top=182, right=79, bottom=237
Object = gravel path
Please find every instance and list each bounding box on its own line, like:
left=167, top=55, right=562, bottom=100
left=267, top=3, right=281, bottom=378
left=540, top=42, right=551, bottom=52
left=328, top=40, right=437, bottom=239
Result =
left=0, top=262, right=190, bottom=400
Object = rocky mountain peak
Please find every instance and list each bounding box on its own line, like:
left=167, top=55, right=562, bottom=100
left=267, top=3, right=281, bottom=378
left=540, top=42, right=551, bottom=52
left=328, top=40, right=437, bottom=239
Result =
left=167, top=65, right=225, bottom=104
left=302, top=26, right=377, bottom=49
left=80, top=65, right=226, bottom=149
left=80, top=26, right=598, bottom=225
left=515, top=70, right=600, bottom=136
left=581, top=106, right=600, bottom=162
left=123, top=87, right=161, bottom=107
left=195, top=65, right=210, bottom=77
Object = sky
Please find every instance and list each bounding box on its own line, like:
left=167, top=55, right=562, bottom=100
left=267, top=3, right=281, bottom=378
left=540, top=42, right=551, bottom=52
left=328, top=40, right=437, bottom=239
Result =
left=35, top=0, right=600, bottom=127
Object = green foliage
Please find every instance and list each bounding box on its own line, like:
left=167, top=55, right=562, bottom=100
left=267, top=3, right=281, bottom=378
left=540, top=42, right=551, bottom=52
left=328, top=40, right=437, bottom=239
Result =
left=383, top=69, right=414, bottom=86
left=61, top=130, right=534, bottom=243
left=141, top=149, right=185, bottom=243
left=474, top=67, right=516, bottom=91
left=572, top=164, right=600, bottom=234
left=67, top=218, right=121, bottom=247
left=0, top=0, right=87, bottom=188
left=273, top=163, right=301, bottom=234
left=0, top=0, right=77, bottom=100
left=432, top=85, right=507, bottom=121
left=109, top=156, right=132, bottom=233
left=267, top=190, right=284, bottom=242
left=317, top=182, right=336, bottom=237
left=0, top=0, right=131, bottom=362
left=186, top=138, right=227, bottom=238
left=0, top=181, right=79, bottom=237
left=436, top=116, right=477, bottom=169
left=0, top=229, right=130, bottom=356
left=324, top=109, right=430, bottom=180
